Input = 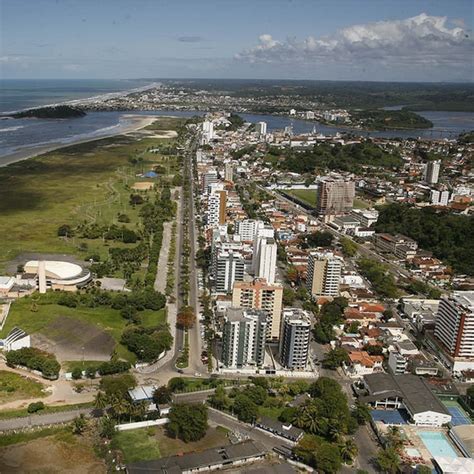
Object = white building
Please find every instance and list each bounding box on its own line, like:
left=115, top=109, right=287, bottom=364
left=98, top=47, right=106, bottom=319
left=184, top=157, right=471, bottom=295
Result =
left=350, top=209, right=379, bottom=227
left=279, top=309, right=311, bottom=370
left=206, top=186, right=227, bottom=228
left=254, top=237, right=277, bottom=285
left=222, top=307, right=267, bottom=369
left=306, top=251, right=342, bottom=297
left=224, top=162, right=234, bottom=182
left=424, top=160, right=441, bottom=185
left=434, top=291, right=474, bottom=373
left=430, top=189, right=450, bottom=206
left=235, top=219, right=266, bottom=242
left=2, top=327, right=30, bottom=351
left=256, top=121, right=267, bottom=136
left=213, top=248, right=245, bottom=294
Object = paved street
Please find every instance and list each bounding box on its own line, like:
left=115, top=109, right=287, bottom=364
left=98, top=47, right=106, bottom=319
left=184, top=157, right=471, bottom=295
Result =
left=0, top=408, right=93, bottom=432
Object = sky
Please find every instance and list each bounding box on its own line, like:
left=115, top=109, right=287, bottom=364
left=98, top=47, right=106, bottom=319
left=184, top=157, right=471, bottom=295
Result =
left=1, top=0, right=473, bottom=82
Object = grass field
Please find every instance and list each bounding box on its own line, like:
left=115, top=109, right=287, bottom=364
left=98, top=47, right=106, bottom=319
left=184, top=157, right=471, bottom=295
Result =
left=353, top=197, right=372, bottom=209
left=112, top=426, right=230, bottom=464
left=0, top=401, right=94, bottom=420
left=0, top=370, right=46, bottom=403
left=112, top=428, right=161, bottom=463
left=0, top=117, right=184, bottom=272
left=284, top=189, right=318, bottom=207
left=0, top=297, right=167, bottom=363
left=0, top=427, right=105, bottom=472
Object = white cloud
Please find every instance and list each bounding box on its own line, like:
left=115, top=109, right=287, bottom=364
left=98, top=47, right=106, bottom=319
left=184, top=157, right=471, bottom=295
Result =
left=236, top=13, right=473, bottom=70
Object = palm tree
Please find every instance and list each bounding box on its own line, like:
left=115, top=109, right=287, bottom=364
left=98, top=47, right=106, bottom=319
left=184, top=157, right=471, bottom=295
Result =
left=110, top=395, right=128, bottom=421
left=94, top=391, right=108, bottom=413
left=340, top=439, right=358, bottom=464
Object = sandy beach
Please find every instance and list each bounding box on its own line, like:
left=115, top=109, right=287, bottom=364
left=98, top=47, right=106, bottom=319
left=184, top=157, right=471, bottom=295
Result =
left=0, top=114, right=161, bottom=168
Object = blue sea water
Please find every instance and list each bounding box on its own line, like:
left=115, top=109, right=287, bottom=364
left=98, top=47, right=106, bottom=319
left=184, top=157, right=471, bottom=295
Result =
left=0, top=79, right=473, bottom=166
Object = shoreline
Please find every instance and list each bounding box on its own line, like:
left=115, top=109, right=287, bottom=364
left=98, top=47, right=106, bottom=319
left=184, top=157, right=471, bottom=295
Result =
left=0, top=114, right=162, bottom=168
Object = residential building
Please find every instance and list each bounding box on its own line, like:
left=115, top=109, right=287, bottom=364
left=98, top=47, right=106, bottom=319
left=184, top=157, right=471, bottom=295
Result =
left=424, top=160, right=441, bottom=185
left=206, top=189, right=227, bottom=227
left=431, top=189, right=450, bottom=206
left=224, top=162, right=234, bottom=182
left=232, top=278, right=283, bottom=341
left=256, top=416, right=304, bottom=443
left=306, top=251, right=342, bottom=297
left=256, top=121, right=267, bottom=136
left=343, top=350, right=384, bottom=378
left=235, top=219, right=268, bottom=242
left=201, top=168, right=218, bottom=192
left=373, top=233, right=418, bottom=257
left=388, top=351, right=408, bottom=375
left=254, top=236, right=277, bottom=284
left=279, top=308, right=311, bottom=370
left=221, top=308, right=267, bottom=369
left=434, top=291, right=474, bottom=373
left=213, top=248, right=245, bottom=294
left=316, top=178, right=355, bottom=217
left=361, top=373, right=451, bottom=426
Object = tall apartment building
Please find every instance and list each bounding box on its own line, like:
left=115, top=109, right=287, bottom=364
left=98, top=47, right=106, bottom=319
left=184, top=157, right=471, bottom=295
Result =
left=256, top=121, right=267, bottom=136
left=202, top=120, right=214, bottom=141
left=232, top=278, right=283, bottom=341
left=222, top=308, right=268, bottom=369
left=279, top=308, right=311, bottom=370
left=316, top=178, right=355, bottom=217
left=306, top=251, right=342, bottom=297
left=235, top=219, right=266, bottom=242
left=213, top=248, right=245, bottom=294
left=202, top=169, right=219, bottom=192
left=207, top=189, right=227, bottom=227
left=254, top=237, right=277, bottom=285
left=434, top=291, right=474, bottom=372
left=430, top=189, right=450, bottom=206
left=224, top=162, right=234, bottom=182
left=424, top=160, right=441, bottom=185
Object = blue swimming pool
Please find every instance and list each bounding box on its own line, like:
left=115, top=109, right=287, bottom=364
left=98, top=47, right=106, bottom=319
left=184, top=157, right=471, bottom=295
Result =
left=418, top=431, right=458, bottom=458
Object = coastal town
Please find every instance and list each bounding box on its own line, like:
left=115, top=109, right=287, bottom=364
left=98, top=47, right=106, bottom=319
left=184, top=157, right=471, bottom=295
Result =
left=0, top=105, right=473, bottom=474
left=1, top=1, right=474, bottom=471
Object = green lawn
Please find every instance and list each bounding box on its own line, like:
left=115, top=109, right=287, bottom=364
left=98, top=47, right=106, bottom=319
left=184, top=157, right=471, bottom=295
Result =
left=112, top=428, right=161, bottom=463
left=353, top=198, right=371, bottom=209
left=0, top=118, right=184, bottom=272
left=0, top=370, right=46, bottom=403
left=258, top=405, right=285, bottom=420
left=284, top=189, right=318, bottom=207
left=0, top=297, right=167, bottom=364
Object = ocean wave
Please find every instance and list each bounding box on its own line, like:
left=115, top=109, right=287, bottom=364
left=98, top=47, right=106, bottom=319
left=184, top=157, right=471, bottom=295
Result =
left=0, top=125, right=25, bottom=132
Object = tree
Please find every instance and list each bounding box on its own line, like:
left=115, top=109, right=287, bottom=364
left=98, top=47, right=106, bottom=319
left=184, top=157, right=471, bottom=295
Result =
left=209, top=385, right=230, bottom=411
left=27, top=401, right=45, bottom=413
left=177, top=306, right=196, bottom=329
left=352, top=402, right=371, bottom=425
left=99, top=374, right=136, bottom=399
left=57, top=224, right=74, bottom=237
left=283, top=288, right=296, bottom=306
left=72, top=414, right=87, bottom=435
left=340, top=237, right=358, bottom=257
left=245, top=385, right=267, bottom=405
left=233, top=394, right=258, bottom=423
left=168, top=377, right=186, bottom=392
left=376, top=447, right=401, bottom=474
left=305, top=231, right=334, bottom=248
left=294, top=434, right=342, bottom=473
left=71, top=367, right=82, bottom=380
left=339, top=439, right=358, bottom=464
left=322, top=348, right=349, bottom=370
left=99, top=416, right=116, bottom=439
left=153, top=385, right=172, bottom=405
left=167, top=403, right=208, bottom=442
left=94, top=391, right=108, bottom=412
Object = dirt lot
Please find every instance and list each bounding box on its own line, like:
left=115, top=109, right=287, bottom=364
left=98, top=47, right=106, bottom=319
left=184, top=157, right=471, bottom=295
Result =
left=0, top=435, right=105, bottom=473
left=32, top=316, right=115, bottom=361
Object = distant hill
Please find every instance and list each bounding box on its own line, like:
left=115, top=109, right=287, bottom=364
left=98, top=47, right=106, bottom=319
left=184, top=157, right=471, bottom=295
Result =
left=12, top=105, right=86, bottom=119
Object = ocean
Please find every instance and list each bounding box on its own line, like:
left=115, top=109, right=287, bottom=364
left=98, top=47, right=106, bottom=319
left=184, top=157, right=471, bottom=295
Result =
left=0, top=79, right=473, bottom=166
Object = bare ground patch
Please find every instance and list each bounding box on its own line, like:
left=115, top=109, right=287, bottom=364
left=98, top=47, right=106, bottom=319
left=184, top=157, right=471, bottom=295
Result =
left=32, top=316, right=114, bottom=361
left=0, top=435, right=105, bottom=473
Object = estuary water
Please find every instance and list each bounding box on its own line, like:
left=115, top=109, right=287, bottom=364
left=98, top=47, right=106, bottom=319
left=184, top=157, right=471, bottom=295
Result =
left=0, top=79, right=473, bottom=165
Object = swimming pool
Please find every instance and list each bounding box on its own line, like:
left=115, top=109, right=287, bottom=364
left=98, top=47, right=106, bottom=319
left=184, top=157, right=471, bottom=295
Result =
left=418, top=431, right=458, bottom=458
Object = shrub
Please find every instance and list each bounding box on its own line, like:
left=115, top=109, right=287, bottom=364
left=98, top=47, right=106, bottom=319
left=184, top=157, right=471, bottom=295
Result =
left=27, top=401, right=45, bottom=413
left=71, top=367, right=83, bottom=380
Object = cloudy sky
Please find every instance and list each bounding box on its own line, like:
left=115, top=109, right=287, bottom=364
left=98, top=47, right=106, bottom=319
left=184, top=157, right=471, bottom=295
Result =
left=1, top=0, right=473, bottom=81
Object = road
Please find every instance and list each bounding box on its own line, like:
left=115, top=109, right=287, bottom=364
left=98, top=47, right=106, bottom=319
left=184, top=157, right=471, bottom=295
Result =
left=0, top=408, right=93, bottom=432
